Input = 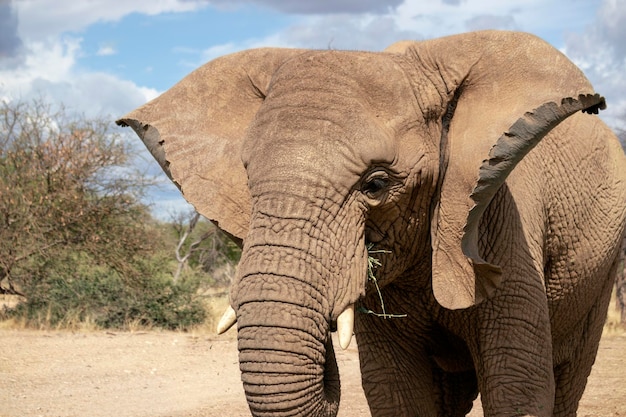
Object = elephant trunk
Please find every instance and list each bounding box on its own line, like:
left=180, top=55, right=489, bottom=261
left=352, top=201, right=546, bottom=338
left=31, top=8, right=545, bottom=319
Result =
left=237, top=296, right=340, bottom=417
left=234, top=245, right=341, bottom=417
left=233, top=236, right=360, bottom=413
left=229, top=186, right=367, bottom=417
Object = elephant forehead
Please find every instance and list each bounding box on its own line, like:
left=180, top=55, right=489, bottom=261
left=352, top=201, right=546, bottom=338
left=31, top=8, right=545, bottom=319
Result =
left=243, top=112, right=393, bottom=194
left=267, top=50, right=414, bottom=113
left=242, top=101, right=397, bottom=188
left=241, top=51, right=415, bottom=180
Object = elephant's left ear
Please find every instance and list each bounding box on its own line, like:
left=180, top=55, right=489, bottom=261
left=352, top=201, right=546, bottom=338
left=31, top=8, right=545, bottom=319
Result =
left=450, top=93, right=605, bottom=308
left=388, top=31, right=606, bottom=309
left=117, top=48, right=305, bottom=242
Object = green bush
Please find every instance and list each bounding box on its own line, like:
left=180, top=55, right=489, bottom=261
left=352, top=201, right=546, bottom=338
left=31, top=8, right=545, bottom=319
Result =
left=4, top=251, right=207, bottom=330
left=0, top=100, right=150, bottom=294
left=0, top=100, right=218, bottom=331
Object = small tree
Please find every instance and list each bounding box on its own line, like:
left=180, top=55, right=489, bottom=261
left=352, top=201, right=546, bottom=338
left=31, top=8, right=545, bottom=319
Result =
left=172, top=211, right=208, bottom=283
left=169, top=210, right=241, bottom=286
left=0, top=99, right=150, bottom=294
left=0, top=100, right=207, bottom=329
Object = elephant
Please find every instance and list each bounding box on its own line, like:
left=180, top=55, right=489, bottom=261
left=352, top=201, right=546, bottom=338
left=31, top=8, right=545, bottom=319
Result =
left=117, top=30, right=626, bottom=417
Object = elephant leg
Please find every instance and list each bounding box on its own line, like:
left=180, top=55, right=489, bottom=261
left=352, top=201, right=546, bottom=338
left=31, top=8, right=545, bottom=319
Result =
left=432, top=367, right=478, bottom=417
left=474, top=276, right=555, bottom=417
left=356, top=311, right=437, bottom=417
left=429, top=322, right=479, bottom=416
left=552, top=267, right=616, bottom=416
left=355, top=285, right=479, bottom=417
left=356, top=317, right=479, bottom=417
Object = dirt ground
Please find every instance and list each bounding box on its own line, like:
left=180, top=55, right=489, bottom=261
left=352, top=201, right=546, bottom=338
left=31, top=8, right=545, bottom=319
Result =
left=1, top=329, right=624, bottom=417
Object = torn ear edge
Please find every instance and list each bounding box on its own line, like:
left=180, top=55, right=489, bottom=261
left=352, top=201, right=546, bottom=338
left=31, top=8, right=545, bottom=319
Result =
left=434, top=93, right=606, bottom=310
left=117, top=119, right=174, bottom=183
left=117, top=117, right=246, bottom=247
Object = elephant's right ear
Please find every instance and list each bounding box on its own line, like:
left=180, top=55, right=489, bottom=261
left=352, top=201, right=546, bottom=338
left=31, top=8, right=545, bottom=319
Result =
left=117, top=48, right=305, bottom=242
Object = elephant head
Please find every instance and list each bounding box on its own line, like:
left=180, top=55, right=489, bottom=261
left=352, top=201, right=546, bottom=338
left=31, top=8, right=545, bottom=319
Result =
left=117, top=31, right=605, bottom=417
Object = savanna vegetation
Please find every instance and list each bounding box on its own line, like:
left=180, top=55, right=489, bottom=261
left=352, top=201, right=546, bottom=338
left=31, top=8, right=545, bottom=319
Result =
left=0, top=99, right=623, bottom=332
left=0, top=99, right=240, bottom=331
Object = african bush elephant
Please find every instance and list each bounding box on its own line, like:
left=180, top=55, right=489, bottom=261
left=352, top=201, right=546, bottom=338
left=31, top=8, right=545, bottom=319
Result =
left=118, top=30, right=626, bottom=417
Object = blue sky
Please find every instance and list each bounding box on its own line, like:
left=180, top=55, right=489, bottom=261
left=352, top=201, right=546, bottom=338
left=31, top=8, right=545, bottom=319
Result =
left=1, top=0, right=625, bottom=218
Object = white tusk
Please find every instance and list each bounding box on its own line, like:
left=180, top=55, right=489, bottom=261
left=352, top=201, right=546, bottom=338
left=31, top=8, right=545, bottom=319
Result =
left=216, top=306, right=237, bottom=335
left=337, top=304, right=355, bottom=350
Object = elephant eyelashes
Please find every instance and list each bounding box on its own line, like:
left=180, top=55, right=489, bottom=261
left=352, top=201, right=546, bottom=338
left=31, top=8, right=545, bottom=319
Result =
left=361, top=172, right=391, bottom=202
left=363, top=178, right=388, bottom=195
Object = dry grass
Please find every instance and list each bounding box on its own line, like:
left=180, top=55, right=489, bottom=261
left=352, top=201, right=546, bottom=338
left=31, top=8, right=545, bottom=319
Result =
left=0, top=307, right=101, bottom=332
left=0, top=295, right=27, bottom=330
left=361, top=247, right=407, bottom=319
left=0, top=290, right=232, bottom=334
left=0, top=294, right=22, bottom=309
left=2, top=278, right=623, bottom=336
left=196, top=290, right=233, bottom=335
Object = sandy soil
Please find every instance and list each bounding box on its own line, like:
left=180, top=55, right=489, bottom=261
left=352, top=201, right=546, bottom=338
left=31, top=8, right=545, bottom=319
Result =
left=1, top=329, right=624, bottom=417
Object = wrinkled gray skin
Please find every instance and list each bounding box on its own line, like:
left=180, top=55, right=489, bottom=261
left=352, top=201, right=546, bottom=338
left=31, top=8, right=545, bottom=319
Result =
left=118, top=31, right=626, bottom=417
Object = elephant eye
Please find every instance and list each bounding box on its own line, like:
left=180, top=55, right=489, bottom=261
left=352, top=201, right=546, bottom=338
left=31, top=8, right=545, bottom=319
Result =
left=361, top=174, right=390, bottom=200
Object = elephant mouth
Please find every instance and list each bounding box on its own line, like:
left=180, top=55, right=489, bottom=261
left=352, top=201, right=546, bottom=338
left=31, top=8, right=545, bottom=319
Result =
left=365, top=224, right=385, bottom=246
left=329, top=319, right=338, bottom=333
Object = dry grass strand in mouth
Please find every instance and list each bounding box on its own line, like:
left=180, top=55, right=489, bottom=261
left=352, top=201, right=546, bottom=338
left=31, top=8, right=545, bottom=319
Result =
left=361, top=244, right=407, bottom=319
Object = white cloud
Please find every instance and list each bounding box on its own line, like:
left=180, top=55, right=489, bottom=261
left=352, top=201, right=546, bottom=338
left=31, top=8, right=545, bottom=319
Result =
left=1, top=1, right=197, bottom=217
left=464, top=14, right=518, bottom=32
left=96, top=45, right=117, bottom=56
left=276, top=14, right=423, bottom=51
left=0, top=36, right=157, bottom=119
left=563, top=0, right=626, bottom=130
left=197, top=13, right=423, bottom=60
left=13, top=0, right=208, bottom=41
left=0, top=37, right=79, bottom=92
left=394, top=0, right=595, bottom=40
left=207, top=0, right=403, bottom=14
left=199, top=42, right=239, bottom=65
left=192, top=0, right=599, bottom=59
